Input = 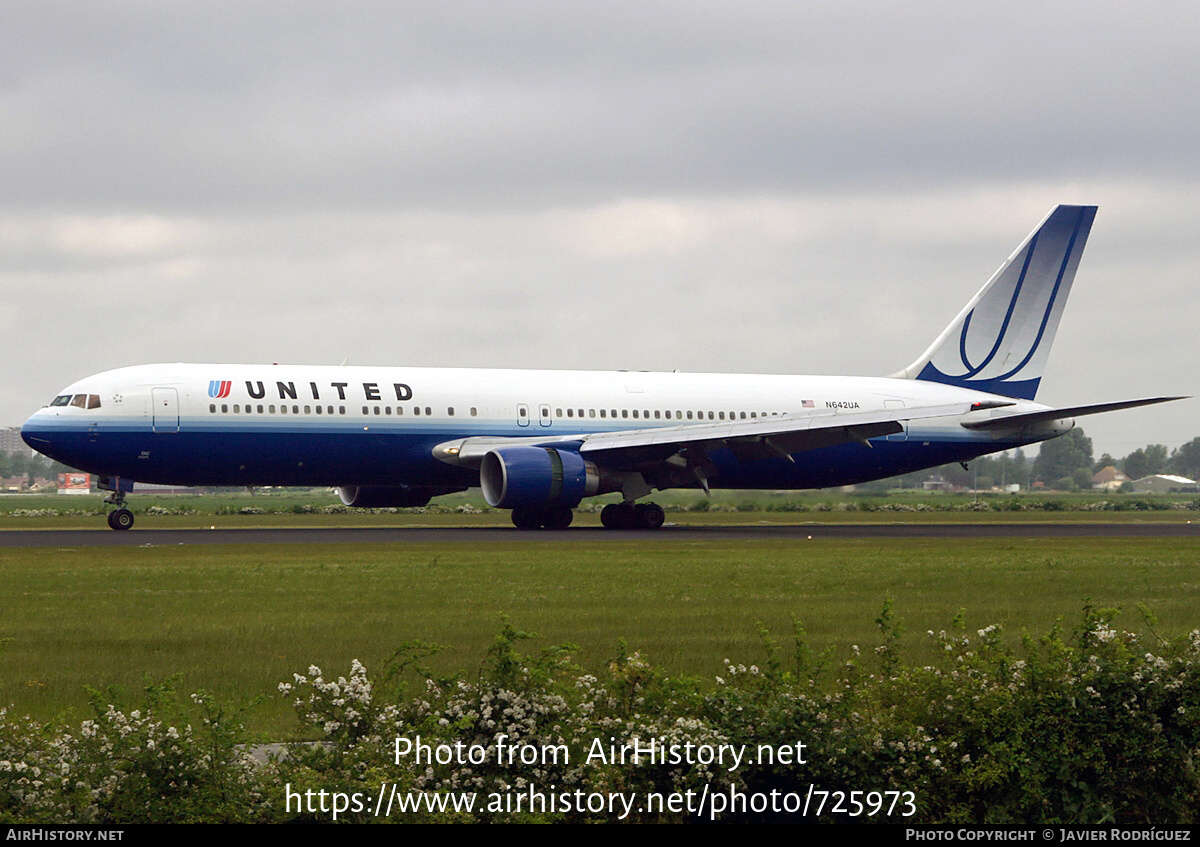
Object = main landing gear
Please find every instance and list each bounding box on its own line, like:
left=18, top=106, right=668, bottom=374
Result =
left=511, top=505, right=575, bottom=530
left=509, top=501, right=667, bottom=530
left=104, top=491, right=134, bottom=531
left=600, top=501, right=665, bottom=530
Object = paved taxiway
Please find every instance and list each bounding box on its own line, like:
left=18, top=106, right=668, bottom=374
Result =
left=2, top=523, right=1197, bottom=547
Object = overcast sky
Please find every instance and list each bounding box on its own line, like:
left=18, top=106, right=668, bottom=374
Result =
left=2, top=1, right=1196, bottom=458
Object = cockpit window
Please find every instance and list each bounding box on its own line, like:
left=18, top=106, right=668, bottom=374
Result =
left=50, top=394, right=101, bottom=409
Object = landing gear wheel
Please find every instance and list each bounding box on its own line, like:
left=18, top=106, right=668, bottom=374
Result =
left=542, top=505, right=574, bottom=530
left=601, top=502, right=664, bottom=530
left=107, top=509, right=134, bottom=531
left=600, top=503, right=626, bottom=529
left=511, top=507, right=541, bottom=530
left=635, top=502, right=665, bottom=529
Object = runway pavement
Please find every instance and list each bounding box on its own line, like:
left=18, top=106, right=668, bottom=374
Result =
left=2, top=522, right=1198, bottom=547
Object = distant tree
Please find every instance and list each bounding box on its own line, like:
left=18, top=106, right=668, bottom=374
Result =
left=1124, top=444, right=1169, bottom=481
left=1094, top=453, right=1117, bottom=473
left=1034, top=428, right=1093, bottom=487
left=1168, top=437, right=1200, bottom=480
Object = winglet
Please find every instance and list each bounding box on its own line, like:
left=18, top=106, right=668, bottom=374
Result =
left=892, top=205, right=1097, bottom=400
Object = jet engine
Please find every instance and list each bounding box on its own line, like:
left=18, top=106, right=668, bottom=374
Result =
left=479, top=446, right=601, bottom=509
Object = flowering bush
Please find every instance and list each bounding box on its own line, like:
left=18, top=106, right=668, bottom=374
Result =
left=1, top=608, right=1198, bottom=822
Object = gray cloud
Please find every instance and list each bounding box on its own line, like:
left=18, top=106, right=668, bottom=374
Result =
left=2, top=2, right=1195, bottom=455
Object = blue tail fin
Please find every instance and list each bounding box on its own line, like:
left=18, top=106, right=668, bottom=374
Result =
left=892, top=205, right=1097, bottom=400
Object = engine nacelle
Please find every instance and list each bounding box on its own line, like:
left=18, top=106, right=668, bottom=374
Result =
left=337, top=485, right=462, bottom=508
left=479, top=446, right=598, bottom=509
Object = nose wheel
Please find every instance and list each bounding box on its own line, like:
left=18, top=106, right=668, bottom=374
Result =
left=106, top=508, right=135, bottom=530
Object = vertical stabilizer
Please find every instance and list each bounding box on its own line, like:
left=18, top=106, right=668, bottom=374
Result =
left=892, top=205, right=1096, bottom=400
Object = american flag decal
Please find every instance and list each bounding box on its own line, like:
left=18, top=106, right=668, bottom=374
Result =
left=208, top=380, right=232, bottom=399
left=802, top=399, right=814, bottom=408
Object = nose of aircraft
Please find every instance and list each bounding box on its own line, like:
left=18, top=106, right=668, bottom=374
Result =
left=21, top=409, right=57, bottom=457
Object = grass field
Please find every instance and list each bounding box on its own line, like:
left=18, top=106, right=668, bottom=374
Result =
left=3, top=533, right=1198, bottom=737
left=2, top=487, right=1198, bottom=529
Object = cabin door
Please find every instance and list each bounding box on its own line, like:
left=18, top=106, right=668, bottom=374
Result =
left=152, top=388, right=180, bottom=433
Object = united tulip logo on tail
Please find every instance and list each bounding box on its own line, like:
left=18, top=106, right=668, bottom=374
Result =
left=208, top=380, right=232, bottom=399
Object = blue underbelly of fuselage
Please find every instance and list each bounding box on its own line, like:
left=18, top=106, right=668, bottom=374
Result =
left=23, top=417, right=1026, bottom=492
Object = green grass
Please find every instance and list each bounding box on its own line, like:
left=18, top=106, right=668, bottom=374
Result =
left=2, top=537, right=1198, bottom=737
left=1, top=487, right=1198, bottom=529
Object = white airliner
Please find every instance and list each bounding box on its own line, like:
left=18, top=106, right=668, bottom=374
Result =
left=21, top=205, right=1181, bottom=530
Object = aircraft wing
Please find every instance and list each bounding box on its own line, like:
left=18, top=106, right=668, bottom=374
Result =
left=958, top=397, right=1186, bottom=431
left=434, top=400, right=1010, bottom=471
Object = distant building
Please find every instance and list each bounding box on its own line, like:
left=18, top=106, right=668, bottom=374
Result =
left=1, top=476, right=29, bottom=492
left=1132, top=474, right=1198, bottom=494
left=0, top=427, right=31, bottom=456
left=922, top=474, right=956, bottom=491
left=1092, top=465, right=1130, bottom=491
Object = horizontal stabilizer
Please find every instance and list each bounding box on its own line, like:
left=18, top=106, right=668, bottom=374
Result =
left=960, top=396, right=1187, bottom=430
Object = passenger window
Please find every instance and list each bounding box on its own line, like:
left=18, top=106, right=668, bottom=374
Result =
left=470, top=407, right=478, bottom=417
left=209, top=404, right=216, bottom=413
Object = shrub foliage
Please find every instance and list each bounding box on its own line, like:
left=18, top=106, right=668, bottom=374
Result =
left=2, top=607, right=1198, bottom=823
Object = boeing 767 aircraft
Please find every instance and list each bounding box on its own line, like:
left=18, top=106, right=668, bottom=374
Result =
left=21, top=205, right=1181, bottom=530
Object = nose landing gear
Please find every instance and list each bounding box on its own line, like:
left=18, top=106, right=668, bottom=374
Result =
left=101, top=483, right=134, bottom=530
